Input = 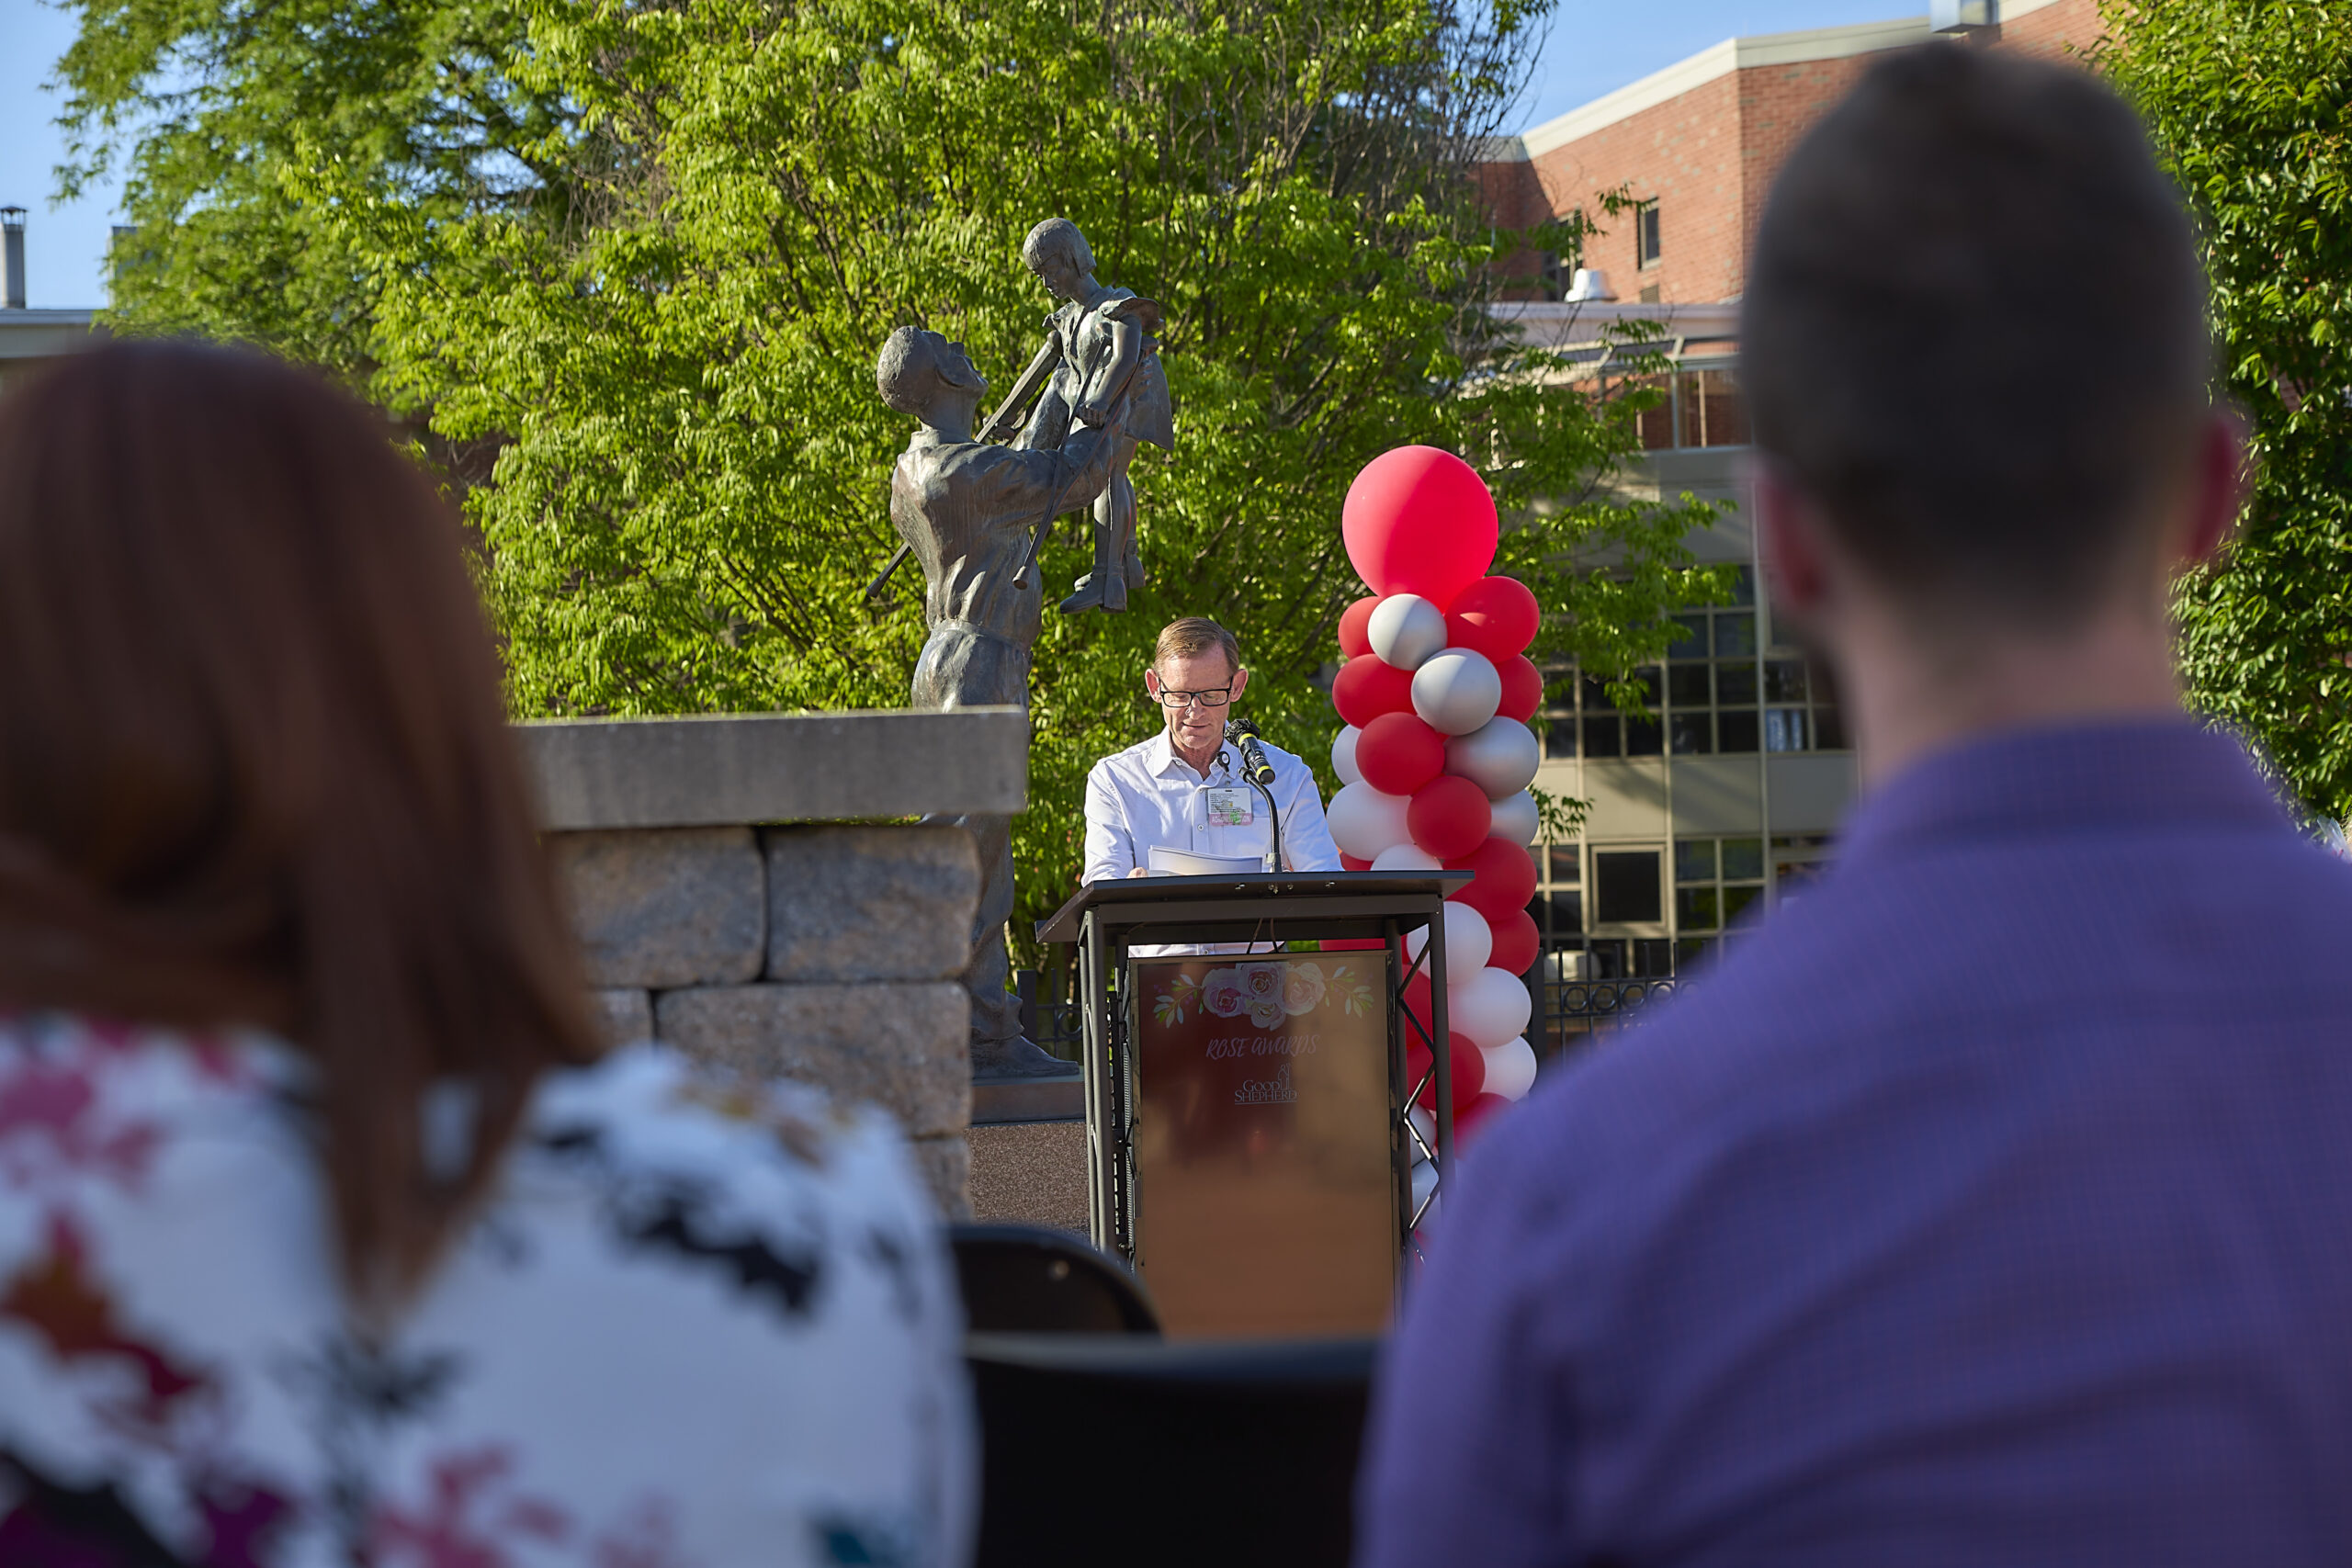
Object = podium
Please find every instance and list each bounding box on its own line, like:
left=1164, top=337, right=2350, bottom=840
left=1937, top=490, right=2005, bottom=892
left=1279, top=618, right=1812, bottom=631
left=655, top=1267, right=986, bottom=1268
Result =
left=1036, top=872, right=1468, bottom=1336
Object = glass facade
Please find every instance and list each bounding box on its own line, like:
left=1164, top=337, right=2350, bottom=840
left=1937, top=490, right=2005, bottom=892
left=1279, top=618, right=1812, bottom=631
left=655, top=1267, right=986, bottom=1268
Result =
left=1540, top=569, right=1843, bottom=761
left=1530, top=564, right=1851, bottom=978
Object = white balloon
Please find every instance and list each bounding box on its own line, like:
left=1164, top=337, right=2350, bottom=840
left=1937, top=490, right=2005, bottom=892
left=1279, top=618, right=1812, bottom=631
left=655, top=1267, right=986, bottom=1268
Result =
left=1372, top=843, right=1442, bottom=872
left=1332, top=725, right=1363, bottom=786
left=1446, top=716, right=1541, bottom=800
left=1478, top=1035, right=1539, bottom=1100
left=1366, top=593, right=1449, bottom=671
left=1406, top=900, right=1492, bottom=976
left=1327, top=782, right=1411, bottom=862
left=1488, top=790, right=1540, bottom=846
left=1408, top=1105, right=1436, bottom=1164
left=1451, top=964, right=1534, bottom=1050
left=1409, top=1159, right=1439, bottom=1214
left=1411, top=649, right=1502, bottom=736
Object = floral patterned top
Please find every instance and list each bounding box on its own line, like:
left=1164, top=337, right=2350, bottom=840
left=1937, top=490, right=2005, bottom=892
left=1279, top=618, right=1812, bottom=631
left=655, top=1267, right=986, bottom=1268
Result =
left=0, top=1016, right=974, bottom=1567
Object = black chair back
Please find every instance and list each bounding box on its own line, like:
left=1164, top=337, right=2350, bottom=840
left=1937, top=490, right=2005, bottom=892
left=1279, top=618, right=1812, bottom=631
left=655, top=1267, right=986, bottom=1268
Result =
left=966, top=1332, right=1379, bottom=1568
left=947, top=1223, right=1160, bottom=1336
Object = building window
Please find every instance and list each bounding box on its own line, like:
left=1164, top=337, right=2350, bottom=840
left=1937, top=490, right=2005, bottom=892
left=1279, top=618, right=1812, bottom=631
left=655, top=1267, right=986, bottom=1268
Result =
left=1635, top=364, right=1749, bottom=452
left=1542, top=567, right=1802, bottom=760
left=1635, top=199, right=1661, bottom=268
left=1593, top=851, right=1663, bottom=924
left=1672, top=836, right=1770, bottom=967
left=1662, top=567, right=1759, bottom=756
left=1772, top=835, right=1838, bottom=902
left=1533, top=844, right=1582, bottom=953
left=1761, top=651, right=1847, bottom=750
left=1676, top=368, right=1748, bottom=448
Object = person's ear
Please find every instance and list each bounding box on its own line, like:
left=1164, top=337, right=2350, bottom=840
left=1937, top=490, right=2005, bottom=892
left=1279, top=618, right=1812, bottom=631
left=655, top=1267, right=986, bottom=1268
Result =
left=2176, top=406, right=2249, bottom=570
left=1145, top=668, right=1163, bottom=701
left=1755, top=459, right=1834, bottom=629
left=1228, top=666, right=1250, bottom=703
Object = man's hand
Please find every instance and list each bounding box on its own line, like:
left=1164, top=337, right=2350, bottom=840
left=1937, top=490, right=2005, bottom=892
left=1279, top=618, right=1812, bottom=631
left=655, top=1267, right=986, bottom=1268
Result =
left=1127, top=866, right=1151, bottom=877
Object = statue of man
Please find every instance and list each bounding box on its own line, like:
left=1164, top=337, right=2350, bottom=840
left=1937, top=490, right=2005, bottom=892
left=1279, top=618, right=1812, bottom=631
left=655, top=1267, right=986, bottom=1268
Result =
left=876, top=326, right=1122, bottom=1077
left=1012, top=218, right=1175, bottom=615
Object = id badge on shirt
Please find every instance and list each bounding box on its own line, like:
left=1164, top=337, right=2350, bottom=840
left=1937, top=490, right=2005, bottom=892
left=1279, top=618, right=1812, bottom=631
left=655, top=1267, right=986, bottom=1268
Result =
left=1204, top=786, right=1256, bottom=828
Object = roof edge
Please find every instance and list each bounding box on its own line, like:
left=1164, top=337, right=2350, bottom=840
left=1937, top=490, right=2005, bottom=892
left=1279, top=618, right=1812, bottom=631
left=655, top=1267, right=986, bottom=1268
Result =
left=1505, top=13, right=1934, bottom=162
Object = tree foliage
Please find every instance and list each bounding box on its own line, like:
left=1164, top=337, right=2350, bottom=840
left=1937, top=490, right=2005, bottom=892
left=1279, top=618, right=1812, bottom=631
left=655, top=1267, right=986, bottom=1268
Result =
left=55, top=0, right=1721, bottom=948
left=57, top=0, right=567, bottom=386
left=2100, top=0, right=2352, bottom=818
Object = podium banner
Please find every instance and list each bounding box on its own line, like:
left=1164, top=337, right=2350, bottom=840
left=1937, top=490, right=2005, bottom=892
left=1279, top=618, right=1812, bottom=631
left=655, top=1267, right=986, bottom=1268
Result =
left=1130, top=955, right=1397, bottom=1336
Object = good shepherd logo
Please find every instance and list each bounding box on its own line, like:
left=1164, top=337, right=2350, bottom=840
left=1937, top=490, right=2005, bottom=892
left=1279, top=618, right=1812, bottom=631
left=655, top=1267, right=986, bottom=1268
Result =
left=1233, top=1064, right=1296, bottom=1105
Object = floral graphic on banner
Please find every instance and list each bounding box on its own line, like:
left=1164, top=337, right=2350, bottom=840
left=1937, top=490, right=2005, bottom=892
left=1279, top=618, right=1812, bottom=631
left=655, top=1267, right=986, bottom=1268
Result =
left=1327, top=965, right=1377, bottom=1018
left=1155, top=960, right=1367, bottom=1030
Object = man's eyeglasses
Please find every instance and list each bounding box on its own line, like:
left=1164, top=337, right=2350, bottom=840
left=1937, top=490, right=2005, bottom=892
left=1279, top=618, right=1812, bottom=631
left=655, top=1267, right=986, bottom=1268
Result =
left=1154, top=687, right=1232, bottom=709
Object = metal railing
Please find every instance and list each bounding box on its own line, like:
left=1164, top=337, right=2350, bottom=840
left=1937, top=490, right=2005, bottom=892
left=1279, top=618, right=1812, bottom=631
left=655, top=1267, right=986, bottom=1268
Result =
left=1017, top=977, right=1085, bottom=1062
left=1533, top=975, right=1679, bottom=1060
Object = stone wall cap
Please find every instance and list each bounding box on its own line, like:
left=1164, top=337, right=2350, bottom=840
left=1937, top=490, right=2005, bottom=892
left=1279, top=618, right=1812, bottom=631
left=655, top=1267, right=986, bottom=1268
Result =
left=519, top=708, right=1027, bottom=829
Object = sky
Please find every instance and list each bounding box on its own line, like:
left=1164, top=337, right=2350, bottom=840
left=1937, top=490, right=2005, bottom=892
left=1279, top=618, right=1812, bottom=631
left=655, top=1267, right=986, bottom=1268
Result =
left=0, top=0, right=1915, bottom=312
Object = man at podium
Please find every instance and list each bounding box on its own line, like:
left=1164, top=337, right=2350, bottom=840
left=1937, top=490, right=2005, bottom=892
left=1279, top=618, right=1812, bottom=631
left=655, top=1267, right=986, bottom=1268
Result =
left=1082, top=616, right=1340, bottom=888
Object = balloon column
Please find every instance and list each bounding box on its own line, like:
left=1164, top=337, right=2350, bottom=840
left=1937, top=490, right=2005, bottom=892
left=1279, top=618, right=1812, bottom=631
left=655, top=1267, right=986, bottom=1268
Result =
left=1325, top=446, right=1544, bottom=1177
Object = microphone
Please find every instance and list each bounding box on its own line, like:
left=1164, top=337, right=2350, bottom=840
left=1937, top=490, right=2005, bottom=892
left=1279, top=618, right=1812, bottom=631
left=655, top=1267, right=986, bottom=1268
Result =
left=1224, top=717, right=1278, bottom=787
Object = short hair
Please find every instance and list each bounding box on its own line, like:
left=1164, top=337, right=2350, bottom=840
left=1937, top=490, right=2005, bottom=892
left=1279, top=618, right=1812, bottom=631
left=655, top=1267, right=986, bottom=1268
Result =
left=876, top=326, right=944, bottom=418
left=1743, top=45, right=2211, bottom=628
left=1154, top=616, right=1241, bottom=675
left=1023, top=218, right=1095, bottom=276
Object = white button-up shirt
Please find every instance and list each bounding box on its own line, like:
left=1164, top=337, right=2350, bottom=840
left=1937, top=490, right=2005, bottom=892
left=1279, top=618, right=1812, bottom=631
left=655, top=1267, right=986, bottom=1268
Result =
left=1083, top=729, right=1342, bottom=885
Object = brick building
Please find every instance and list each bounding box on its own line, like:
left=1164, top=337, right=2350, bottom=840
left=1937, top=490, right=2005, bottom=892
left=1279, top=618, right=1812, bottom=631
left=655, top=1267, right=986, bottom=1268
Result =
left=1482, top=0, right=2102, bottom=306
left=1486, top=1, right=2105, bottom=1010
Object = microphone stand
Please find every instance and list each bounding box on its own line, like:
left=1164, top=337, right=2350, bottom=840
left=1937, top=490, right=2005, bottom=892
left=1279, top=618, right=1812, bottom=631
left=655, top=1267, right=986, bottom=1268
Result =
left=1225, top=723, right=1284, bottom=874
left=1251, top=772, right=1283, bottom=875
left=1222, top=718, right=1286, bottom=879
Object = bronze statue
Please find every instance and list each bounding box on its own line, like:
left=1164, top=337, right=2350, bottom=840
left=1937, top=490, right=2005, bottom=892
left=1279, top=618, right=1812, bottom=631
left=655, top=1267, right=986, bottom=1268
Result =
left=875, top=327, right=1123, bottom=1077
left=1004, top=218, right=1176, bottom=614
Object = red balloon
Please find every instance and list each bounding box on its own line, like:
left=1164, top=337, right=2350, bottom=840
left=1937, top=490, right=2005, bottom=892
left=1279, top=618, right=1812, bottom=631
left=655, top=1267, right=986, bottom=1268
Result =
left=1446, top=837, right=1538, bottom=925
left=1444, top=577, right=1542, bottom=660
left=1338, top=594, right=1378, bottom=659
left=1402, top=968, right=1432, bottom=1031
left=1341, top=446, right=1499, bottom=606
left=1454, top=1090, right=1513, bottom=1145
left=1355, top=711, right=1447, bottom=796
left=1487, top=908, right=1541, bottom=976
left=1408, top=775, right=1492, bottom=862
left=1339, top=853, right=1373, bottom=873
left=1497, top=653, right=1543, bottom=723
left=1408, top=1033, right=1487, bottom=1110
left=1332, top=655, right=1416, bottom=728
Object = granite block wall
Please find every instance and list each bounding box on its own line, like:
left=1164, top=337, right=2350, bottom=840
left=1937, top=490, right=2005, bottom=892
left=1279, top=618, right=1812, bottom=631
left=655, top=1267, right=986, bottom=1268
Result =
left=550, top=822, right=983, bottom=1216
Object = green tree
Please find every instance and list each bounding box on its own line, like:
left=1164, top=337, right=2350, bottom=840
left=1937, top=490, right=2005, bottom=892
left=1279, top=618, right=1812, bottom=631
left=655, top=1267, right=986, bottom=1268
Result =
left=55, top=0, right=570, bottom=377
left=2100, top=0, right=2352, bottom=819
left=55, top=0, right=1722, bottom=953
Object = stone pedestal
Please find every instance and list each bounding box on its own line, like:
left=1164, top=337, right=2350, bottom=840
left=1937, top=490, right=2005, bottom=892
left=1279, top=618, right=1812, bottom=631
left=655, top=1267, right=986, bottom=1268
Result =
left=521, top=709, right=1027, bottom=1217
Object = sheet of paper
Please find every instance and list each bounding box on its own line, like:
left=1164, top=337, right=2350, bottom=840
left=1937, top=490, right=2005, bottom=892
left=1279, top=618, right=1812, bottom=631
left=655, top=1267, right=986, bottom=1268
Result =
left=1147, top=845, right=1264, bottom=876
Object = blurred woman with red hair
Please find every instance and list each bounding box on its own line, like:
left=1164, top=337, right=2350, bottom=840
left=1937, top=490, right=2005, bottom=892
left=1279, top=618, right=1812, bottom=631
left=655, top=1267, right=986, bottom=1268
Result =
left=0, top=342, right=972, bottom=1566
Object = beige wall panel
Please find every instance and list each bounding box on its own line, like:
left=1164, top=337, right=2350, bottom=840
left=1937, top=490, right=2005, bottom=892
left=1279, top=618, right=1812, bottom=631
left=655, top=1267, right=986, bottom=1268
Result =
left=1583, top=758, right=1670, bottom=840
left=1667, top=755, right=1764, bottom=835
left=1766, top=753, right=1860, bottom=834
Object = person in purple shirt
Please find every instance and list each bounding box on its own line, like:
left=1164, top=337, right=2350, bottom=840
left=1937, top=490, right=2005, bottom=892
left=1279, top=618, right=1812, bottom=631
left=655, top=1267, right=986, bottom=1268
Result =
left=1357, top=43, right=2352, bottom=1568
